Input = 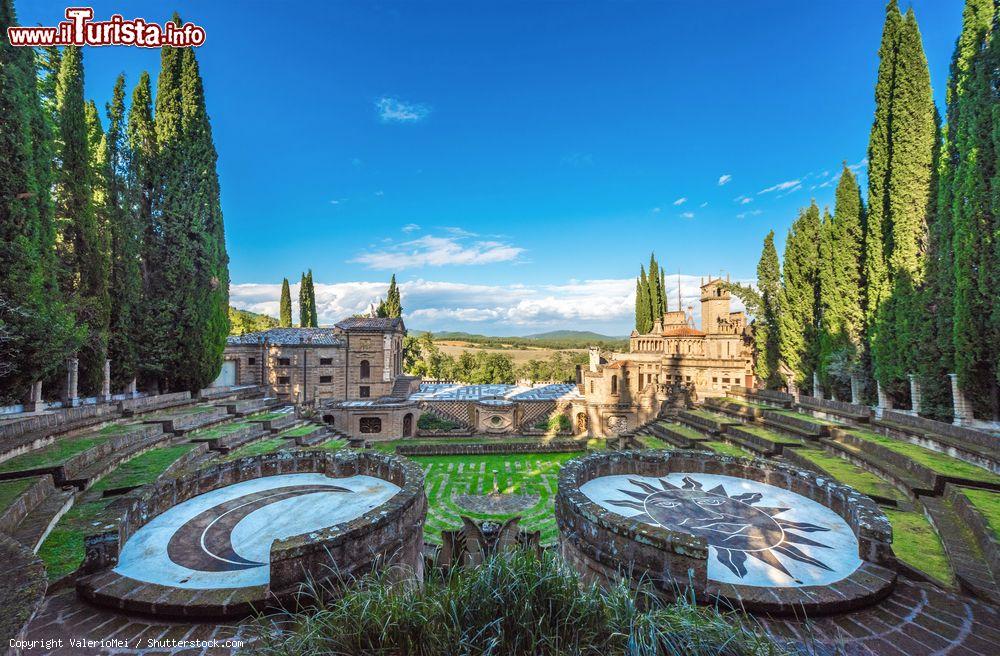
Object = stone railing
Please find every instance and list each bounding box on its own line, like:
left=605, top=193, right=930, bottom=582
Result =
left=878, top=410, right=998, bottom=452
left=80, top=450, right=427, bottom=601
left=118, top=391, right=191, bottom=416
left=0, top=403, right=120, bottom=445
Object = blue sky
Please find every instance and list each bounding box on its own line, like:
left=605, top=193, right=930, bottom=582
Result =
left=21, top=1, right=964, bottom=335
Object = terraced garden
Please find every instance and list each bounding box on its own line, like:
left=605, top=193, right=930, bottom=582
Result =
left=883, top=508, right=954, bottom=585
left=961, top=488, right=1000, bottom=539
left=843, top=429, right=1000, bottom=484
left=0, top=423, right=137, bottom=474
left=792, top=446, right=908, bottom=504
left=415, top=451, right=581, bottom=546
left=0, top=477, right=37, bottom=511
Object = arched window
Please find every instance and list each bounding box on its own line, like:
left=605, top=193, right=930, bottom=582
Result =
left=360, top=359, right=370, bottom=380
left=611, top=375, right=618, bottom=395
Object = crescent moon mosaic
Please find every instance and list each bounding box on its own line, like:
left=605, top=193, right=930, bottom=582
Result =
left=114, top=473, right=401, bottom=589
left=579, top=473, right=862, bottom=588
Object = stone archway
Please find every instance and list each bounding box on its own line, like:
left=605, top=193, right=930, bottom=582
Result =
left=402, top=413, right=413, bottom=437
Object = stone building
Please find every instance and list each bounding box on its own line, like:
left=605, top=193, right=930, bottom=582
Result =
left=576, top=276, right=753, bottom=437
left=220, top=317, right=407, bottom=403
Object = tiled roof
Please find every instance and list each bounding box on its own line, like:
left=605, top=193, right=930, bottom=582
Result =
left=334, top=317, right=405, bottom=332
left=662, top=326, right=705, bottom=337
left=226, top=328, right=344, bottom=346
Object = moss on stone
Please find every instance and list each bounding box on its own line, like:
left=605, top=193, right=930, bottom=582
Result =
left=883, top=508, right=953, bottom=585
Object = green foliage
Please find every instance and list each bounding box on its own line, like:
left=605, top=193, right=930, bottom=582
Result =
left=752, top=232, right=782, bottom=388
left=247, top=550, right=788, bottom=656
left=634, top=253, right=667, bottom=334
left=778, top=203, right=821, bottom=389
left=228, top=306, right=280, bottom=335
left=635, top=266, right=651, bottom=334
left=535, top=413, right=572, bottom=433
left=516, top=351, right=588, bottom=383
left=279, top=277, right=292, bottom=327
left=417, top=413, right=461, bottom=430
left=418, top=330, right=627, bottom=351
left=377, top=274, right=403, bottom=318
left=298, top=270, right=318, bottom=327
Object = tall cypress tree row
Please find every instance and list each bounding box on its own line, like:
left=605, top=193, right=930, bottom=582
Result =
left=778, top=202, right=822, bottom=390
left=56, top=46, right=109, bottom=394
left=305, top=270, right=318, bottom=326
left=106, top=75, right=142, bottom=387
left=818, top=166, right=865, bottom=395
left=754, top=231, right=781, bottom=388
left=989, top=16, right=1000, bottom=396
left=0, top=0, right=80, bottom=400
left=951, top=9, right=998, bottom=417
left=382, top=274, right=402, bottom=318
left=648, top=254, right=664, bottom=321
left=298, top=272, right=310, bottom=327
left=634, top=265, right=651, bottom=333
left=279, top=278, right=292, bottom=327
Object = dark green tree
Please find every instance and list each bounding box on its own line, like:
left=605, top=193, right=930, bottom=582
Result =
left=56, top=46, right=109, bottom=394
left=634, top=265, right=651, bottom=333
left=279, top=278, right=292, bottom=327
left=377, top=274, right=402, bottom=318
left=754, top=231, right=782, bottom=388
left=105, top=75, right=142, bottom=387
left=0, top=0, right=80, bottom=400
left=298, top=272, right=309, bottom=327
left=306, top=270, right=318, bottom=326
left=648, top=253, right=664, bottom=321
left=778, top=203, right=822, bottom=390
left=818, top=165, right=865, bottom=395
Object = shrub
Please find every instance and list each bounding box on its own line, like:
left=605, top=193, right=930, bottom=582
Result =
left=535, top=413, right=572, bottom=433
left=246, top=550, right=792, bottom=656
left=418, top=413, right=461, bottom=430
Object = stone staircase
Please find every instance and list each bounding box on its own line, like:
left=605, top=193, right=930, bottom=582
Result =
left=921, top=494, right=999, bottom=602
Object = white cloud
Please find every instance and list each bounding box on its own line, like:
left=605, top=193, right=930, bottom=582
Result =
left=718, top=174, right=732, bottom=186
left=758, top=179, right=801, bottom=195
left=402, top=223, right=421, bottom=233
left=673, top=197, right=687, bottom=206
left=680, top=211, right=695, bottom=219
left=350, top=234, right=524, bottom=270
left=230, top=274, right=753, bottom=334
left=651, top=207, right=662, bottom=214
left=736, top=209, right=763, bottom=219
left=375, top=96, right=431, bottom=123
left=735, top=195, right=753, bottom=205
left=374, top=190, right=384, bottom=197
left=699, top=202, right=708, bottom=208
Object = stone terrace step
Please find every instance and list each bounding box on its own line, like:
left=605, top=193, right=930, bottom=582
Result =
left=0, top=476, right=56, bottom=535
left=648, top=421, right=709, bottom=448
left=796, top=395, right=872, bottom=422
left=215, top=397, right=281, bottom=418
left=189, top=423, right=268, bottom=454
left=761, top=409, right=834, bottom=438
left=0, top=534, right=46, bottom=650
left=198, top=385, right=263, bottom=402
left=118, top=391, right=192, bottom=418
left=248, top=410, right=296, bottom=433
left=142, top=406, right=231, bottom=435
left=703, top=397, right=764, bottom=420
left=822, top=436, right=932, bottom=497
left=946, top=485, right=1000, bottom=596
left=726, top=424, right=804, bottom=457
left=11, top=488, right=74, bottom=553
left=63, top=431, right=175, bottom=490
left=921, top=496, right=999, bottom=603
left=872, top=413, right=998, bottom=474
left=780, top=447, right=909, bottom=508
left=677, top=409, right=739, bottom=435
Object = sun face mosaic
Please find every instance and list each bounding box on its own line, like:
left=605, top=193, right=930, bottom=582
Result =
left=580, top=473, right=862, bottom=588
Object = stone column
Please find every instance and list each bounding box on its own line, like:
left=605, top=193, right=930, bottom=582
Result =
left=850, top=373, right=862, bottom=406
left=125, top=377, right=139, bottom=398
left=813, top=372, right=822, bottom=399
left=64, top=357, right=79, bottom=407
left=28, top=381, right=45, bottom=413
left=949, top=373, right=975, bottom=427
left=908, top=374, right=922, bottom=416
left=787, top=379, right=799, bottom=401
left=876, top=381, right=893, bottom=417
left=99, top=359, right=112, bottom=403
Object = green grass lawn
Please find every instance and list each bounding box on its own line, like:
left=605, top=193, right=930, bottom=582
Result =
left=635, top=434, right=672, bottom=449
left=245, top=411, right=289, bottom=422
left=415, top=452, right=583, bottom=546
left=846, top=430, right=1000, bottom=483
left=38, top=442, right=202, bottom=579
left=961, top=488, right=1000, bottom=540
left=684, top=409, right=735, bottom=423
left=0, top=433, right=111, bottom=473
left=657, top=421, right=707, bottom=441
left=720, top=397, right=770, bottom=409
left=188, top=420, right=253, bottom=440
left=770, top=409, right=840, bottom=426
left=793, top=448, right=908, bottom=503
left=278, top=424, right=322, bottom=438
left=884, top=508, right=954, bottom=585
left=700, top=440, right=748, bottom=458
left=0, top=477, right=37, bottom=512
left=310, top=439, right=347, bottom=452
left=731, top=424, right=804, bottom=444
left=221, top=437, right=288, bottom=462
left=370, top=436, right=604, bottom=454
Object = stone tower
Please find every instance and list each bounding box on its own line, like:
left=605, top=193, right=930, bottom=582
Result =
left=700, top=277, right=730, bottom=335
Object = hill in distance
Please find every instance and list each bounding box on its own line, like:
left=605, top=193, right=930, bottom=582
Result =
left=411, top=329, right=628, bottom=350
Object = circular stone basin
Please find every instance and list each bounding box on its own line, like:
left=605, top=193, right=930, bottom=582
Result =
left=556, top=451, right=896, bottom=615
left=580, top=473, right=860, bottom=588
left=115, top=473, right=400, bottom=590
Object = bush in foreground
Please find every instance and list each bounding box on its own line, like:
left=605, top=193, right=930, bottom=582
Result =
left=246, top=550, right=792, bottom=656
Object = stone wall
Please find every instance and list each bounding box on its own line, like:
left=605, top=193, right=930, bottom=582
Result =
left=879, top=410, right=997, bottom=451
left=118, top=391, right=191, bottom=416
left=395, top=439, right=588, bottom=457
left=796, top=395, right=871, bottom=421
left=0, top=534, right=47, bottom=655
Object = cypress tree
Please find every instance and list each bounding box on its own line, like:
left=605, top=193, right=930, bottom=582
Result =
left=635, top=265, right=651, bottom=333
left=279, top=278, right=292, bottom=327
left=818, top=165, right=865, bottom=395
left=105, top=75, right=142, bottom=387
left=56, top=46, right=109, bottom=394
left=754, top=231, right=782, bottom=388
left=306, top=270, right=318, bottom=326
left=952, top=11, right=998, bottom=417
left=648, top=254, right=663, bottom=322
left=383, top=274, right=402, bottom=318
left=0, top=0, right=80, bottom=399
left=298, top=272, right=310, bottom=327
left=778, top=202, right=822, bottom=390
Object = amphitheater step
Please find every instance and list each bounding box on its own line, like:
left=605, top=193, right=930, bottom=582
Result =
left=921, top=496, right=999, bottom=604
left=725, top=424, right=805, bottom=456
left=649, top=421, right=709, bottom=448
left=11, top=488, right=74, bottom=553
left=822, top=437, right=931, bottom=496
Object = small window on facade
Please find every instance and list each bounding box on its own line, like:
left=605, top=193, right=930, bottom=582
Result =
left=320, top=357, right=333, bottom=365
left=248, top=357, right=256, bottom=365
left=360, top=359, right=371, bottom=380
left=319, top=375, right=332, bottom=383
left=722, top=377, right=730, bottom=384
left=360, top=386, right=370, bottom=398
left=589, top=381, right=594, bottom=394
left=278, top=357, right=291, bottom=366
left=278, top=376, right=290, bottom=384
left=712, top=377, right=718, bottom=383
left=359, top=417, right=382, bottom=433
left=611, top=375, right=618, bottom=395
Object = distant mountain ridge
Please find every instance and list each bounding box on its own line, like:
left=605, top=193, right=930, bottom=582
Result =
left=410, top=329, right=628, bottom=349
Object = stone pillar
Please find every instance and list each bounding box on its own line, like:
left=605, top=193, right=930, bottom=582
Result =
left=876, top=381, right=892, bottom=417
left=787, top=379, right=799, bottom=401
left=99, top=359, right=112, bottom=403
left=949, top=373, right=975, bottom=427
left=908, top=374, right=922, bottom=416
left=813, top=372, right=822, bottom=399
left=28, top=381, right=45, bottom=413
left=64, top=357, right=79, bottom=407
left=125, top=377, right=139, bottom=398
left=850, top=373, right=862, bottom=406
